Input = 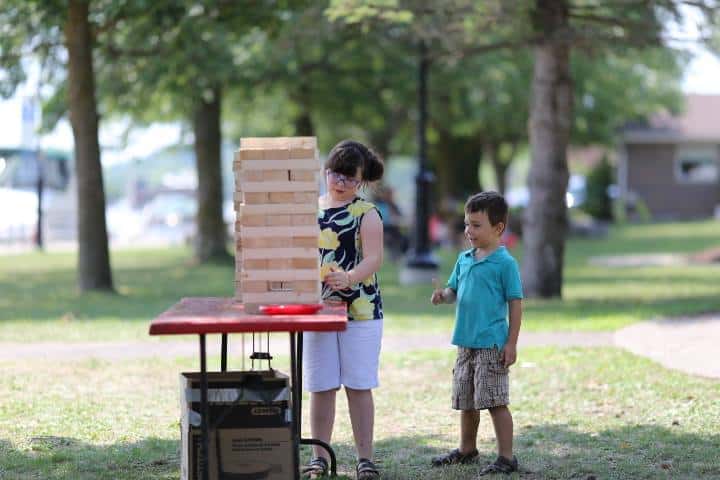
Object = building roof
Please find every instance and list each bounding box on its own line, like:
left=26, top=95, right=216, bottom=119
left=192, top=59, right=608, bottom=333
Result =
left=622, top=94, right=720, bottom=144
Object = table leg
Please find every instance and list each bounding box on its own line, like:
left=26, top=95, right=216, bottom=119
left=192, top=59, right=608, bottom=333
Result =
left=295, top=332, right=337, bottom=477
left=221, top=333, right=228, bottom=372
left=199, top=334, right=210, bottom=480
left=290, top=332, right=300, bottom=480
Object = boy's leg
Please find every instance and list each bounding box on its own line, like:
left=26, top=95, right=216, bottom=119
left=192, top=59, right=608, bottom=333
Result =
left=460, top=409, right=480, bottom=453
left=310, top=389, right=337, bottom=459
left=346, top=387, right=374, bottom=460
left=488, top=405, right=513, bottom=459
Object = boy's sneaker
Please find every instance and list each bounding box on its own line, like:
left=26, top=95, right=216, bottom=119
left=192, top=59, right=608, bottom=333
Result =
left=478, top=455, right=518, bottom=475
left=431, top=448, right=479, bottom=467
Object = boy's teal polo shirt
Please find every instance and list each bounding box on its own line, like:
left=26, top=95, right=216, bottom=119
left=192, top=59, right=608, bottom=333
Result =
left=447, top=246, right=523, bottom=349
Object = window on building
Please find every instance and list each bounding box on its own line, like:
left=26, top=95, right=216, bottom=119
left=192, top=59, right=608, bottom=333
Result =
left=675, top=146, right=719, bottom=184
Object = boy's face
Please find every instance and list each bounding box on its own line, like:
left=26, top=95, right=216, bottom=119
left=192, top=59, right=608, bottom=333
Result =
left=464, top=210, right=504, bottom=249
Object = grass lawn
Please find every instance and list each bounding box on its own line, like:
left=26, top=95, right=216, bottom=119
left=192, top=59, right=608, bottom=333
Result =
left=0, top=347, right=718, bottom=479
left=1, top=220, right=719, bottom=341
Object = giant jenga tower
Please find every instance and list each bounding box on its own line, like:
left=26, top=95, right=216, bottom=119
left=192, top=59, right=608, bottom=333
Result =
left=233, top=137, right=322, bottom=313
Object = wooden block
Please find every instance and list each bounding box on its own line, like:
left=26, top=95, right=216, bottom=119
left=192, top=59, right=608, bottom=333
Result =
left=237, top=237, right=265, bottom=249
left=243, top=259, right=267, bottom=269
left=240, top=215, right=266, bottom=227
left=290, top=170, right=317, bottom=181
left=294, top=192, right=317, bottom=203
left=292, top=258, right=318, bottom=269
left=292, top=214, right=317, bottom=226
left=263, top=171, right=290, bottom=181
left=266, top=215, right=291, bottom=226
left=241, top=247, right=317, bottom=259
left=268, top=281, right=292, bottom=292
left=240, top=226, right=318, bottom=238
left=288, top=137, right=316, bottom=148
left=244, top=192, right=268, bottom=204
left=241, top=137, right=296, bottom=149
left=262, top=148, right=290, bottom=160
left=292, top=236, right=318, bottom=248
left=235, top=159, right=319, bottom=171
left=243, top=181, right=318, bottom=193
left=267, top=259, right=292, bottom=269
left=293, top=280, right=321, bottom=293
left=237, top=203, right=317, bottom=215
left=269, top=192, right=295, bottom=203
left=244, top=302, right=261, bottom=314
left=242, top=292, right=321, bottom=304
left=243, top=171, right=264, bottom=182
left=242, top=269, right=319, bottom=281
left=242, top=280, right=270, bottom=293
left=290, top=147, right=316, bottom=159
left=238, top=149, right=264, bottom=160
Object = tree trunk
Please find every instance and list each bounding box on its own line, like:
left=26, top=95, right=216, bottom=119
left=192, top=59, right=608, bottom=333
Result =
left=193, top=85, right=230, bottom=263
left=294, top=82, right=314, bottom=136
left=488, top=141, right=517, bottom=194
left=294, top=110, right=314, bottom=136
left=433, top=130, right=483, bottom=204
left=65, top=0, right=114, bottom=292
left=522, top=0, right=572, bottom=298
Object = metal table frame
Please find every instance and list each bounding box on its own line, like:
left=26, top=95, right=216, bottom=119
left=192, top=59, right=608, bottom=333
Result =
left=150, top=297, right=347, bottom=480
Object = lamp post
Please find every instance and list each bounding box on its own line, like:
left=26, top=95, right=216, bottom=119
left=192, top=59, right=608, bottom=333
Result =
left=400, top=39, right=438, bottom=284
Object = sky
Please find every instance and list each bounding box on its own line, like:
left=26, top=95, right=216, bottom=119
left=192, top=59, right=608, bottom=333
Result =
left=1, top=19, right=719, bottom=165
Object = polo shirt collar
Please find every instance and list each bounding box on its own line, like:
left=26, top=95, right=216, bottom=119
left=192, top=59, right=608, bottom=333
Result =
left=462, top=245, right=506, bottom=263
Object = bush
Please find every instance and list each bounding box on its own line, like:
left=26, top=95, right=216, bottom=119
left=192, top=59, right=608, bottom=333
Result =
left=582, top=156, right=614, bottom=220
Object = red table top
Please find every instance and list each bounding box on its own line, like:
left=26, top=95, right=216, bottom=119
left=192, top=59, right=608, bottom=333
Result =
left=149, top=297, right=348, bottom=335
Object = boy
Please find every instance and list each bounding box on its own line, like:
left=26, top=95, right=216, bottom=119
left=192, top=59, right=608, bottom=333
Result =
left=430, top=191, right=523, bottom=476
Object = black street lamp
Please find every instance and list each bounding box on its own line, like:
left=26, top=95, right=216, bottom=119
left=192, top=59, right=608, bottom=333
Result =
left=400, top=40, right=438, bottom=284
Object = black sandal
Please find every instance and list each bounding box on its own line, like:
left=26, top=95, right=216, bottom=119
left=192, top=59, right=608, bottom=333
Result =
left=431, top=448, right=479, bottom=467
left=356, top=458, right=380, bottom=479
left=302, top=457, right=329, bottom=478
left=478, top=455, right=518, bottom=475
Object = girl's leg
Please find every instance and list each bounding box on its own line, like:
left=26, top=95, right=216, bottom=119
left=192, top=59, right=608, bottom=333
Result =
left=310, top=389, right=338, bottom=459
left=345, top=387, right=374, bottom=460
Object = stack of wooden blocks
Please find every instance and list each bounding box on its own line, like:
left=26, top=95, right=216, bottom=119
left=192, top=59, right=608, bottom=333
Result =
left=233, top=137, right=321, bottom=313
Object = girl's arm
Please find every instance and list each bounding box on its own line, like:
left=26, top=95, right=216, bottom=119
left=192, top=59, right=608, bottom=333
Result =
left=325, top=208, right=383, bottom=289
left=348, top=208, right=383, bottom=284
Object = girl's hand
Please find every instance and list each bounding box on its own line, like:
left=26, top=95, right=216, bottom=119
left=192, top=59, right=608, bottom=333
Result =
left=325, top=267, right=352, bottom=291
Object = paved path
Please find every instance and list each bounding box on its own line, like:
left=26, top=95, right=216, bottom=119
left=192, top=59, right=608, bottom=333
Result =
left=614, top=313, right=720, bottom=379
left=1, top=315, right=717, bottom=379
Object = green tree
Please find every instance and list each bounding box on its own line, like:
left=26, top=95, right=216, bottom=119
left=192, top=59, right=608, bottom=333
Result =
left=1, top=0, right=122, bottom=292
left=97, top=1, right=285, bottom=263
left=329, top=0, right=719, bottom=298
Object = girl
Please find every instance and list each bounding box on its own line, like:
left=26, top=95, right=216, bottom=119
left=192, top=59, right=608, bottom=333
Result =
left=302, top=140, right=384, bottom=480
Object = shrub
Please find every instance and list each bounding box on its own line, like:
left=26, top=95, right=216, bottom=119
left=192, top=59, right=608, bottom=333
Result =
left=582, top=156, right=614, bottom=220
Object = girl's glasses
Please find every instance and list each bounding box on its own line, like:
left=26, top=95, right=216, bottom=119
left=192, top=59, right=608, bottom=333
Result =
left=326, top=170, right=361, bottom=187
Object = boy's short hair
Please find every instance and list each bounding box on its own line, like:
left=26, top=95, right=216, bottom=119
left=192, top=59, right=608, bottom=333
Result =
left=465, top=191, right=509, bottom=228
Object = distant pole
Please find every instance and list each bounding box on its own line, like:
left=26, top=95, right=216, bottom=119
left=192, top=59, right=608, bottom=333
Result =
left=400, top=39, right=438, bottom=284
left=35, top=152, right=44, bottom=250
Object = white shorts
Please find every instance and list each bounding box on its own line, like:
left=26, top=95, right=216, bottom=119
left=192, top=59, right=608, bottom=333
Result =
left=302, top=319, right=383, bottom=392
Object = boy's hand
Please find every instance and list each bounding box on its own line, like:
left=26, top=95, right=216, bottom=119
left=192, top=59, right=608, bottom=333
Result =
left=431, top=278, right=445, bottom=305
left=501, top=343, right=517, bottom=368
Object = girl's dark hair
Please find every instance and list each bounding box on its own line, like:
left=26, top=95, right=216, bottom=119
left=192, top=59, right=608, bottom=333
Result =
left=324, top=140, right=384, bottom=183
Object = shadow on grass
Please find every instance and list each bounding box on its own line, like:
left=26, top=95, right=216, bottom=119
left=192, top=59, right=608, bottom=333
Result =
left=317, top=423, right=720, bottom=479
left=2, top=422, right=719, bottom=480
left=0, top=436, right=178, bottom=480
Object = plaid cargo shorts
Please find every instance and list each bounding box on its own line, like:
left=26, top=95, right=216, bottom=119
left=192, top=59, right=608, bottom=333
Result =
left=452, top=347, right=509, bottom=410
